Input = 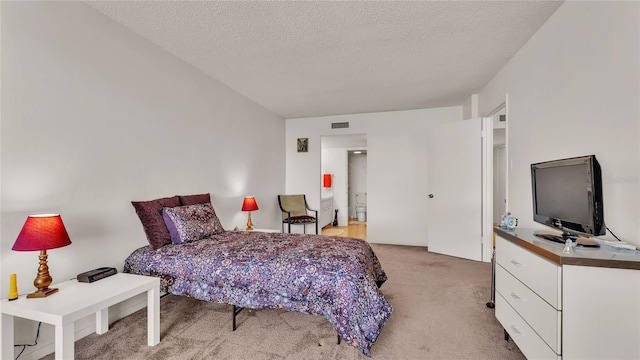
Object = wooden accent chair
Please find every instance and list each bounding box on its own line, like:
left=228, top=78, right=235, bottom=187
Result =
left=277, top=194, right=318, bottom=234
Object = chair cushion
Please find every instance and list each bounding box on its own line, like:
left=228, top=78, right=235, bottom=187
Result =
left=284, top=215, right=316, bottom=224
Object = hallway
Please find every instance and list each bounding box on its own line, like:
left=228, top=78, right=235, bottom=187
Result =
left=321, top=219, right=366, bottom=240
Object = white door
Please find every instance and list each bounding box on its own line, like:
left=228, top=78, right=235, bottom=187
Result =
left=426, top=118, right=483, bottom=261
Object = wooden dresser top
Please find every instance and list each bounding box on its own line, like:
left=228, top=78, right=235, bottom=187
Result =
left=494, top=227, right=640, bottom=270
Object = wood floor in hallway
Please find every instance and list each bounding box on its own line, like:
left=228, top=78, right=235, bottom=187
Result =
left=321, top=218, right=366, bottom=240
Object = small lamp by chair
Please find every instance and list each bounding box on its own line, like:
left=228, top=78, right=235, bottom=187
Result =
left=12, top=214, right=72, bottom=298
left=241, top=197, right=259, bottom=230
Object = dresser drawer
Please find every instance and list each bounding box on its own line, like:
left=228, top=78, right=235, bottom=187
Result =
left=496, top=236, right=562, bottom=308
left=496, top=264, right=561, bottom=353
left=496, top=293, right=560, bottom=360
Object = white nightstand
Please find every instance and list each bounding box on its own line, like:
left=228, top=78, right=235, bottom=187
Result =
left=1, top=273, right=160, bottom=360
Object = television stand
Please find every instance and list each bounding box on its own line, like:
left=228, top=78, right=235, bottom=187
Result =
left=494, top=228, right=640, bottom=359
left=575, top=237, right=599, bottom=247
left=533, top=231, right=600, bottom=248
left=533, top=232, right=565, bottom=244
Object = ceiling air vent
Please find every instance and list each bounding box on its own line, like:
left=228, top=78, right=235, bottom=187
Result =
left=331, top=122, right=349, bottom=129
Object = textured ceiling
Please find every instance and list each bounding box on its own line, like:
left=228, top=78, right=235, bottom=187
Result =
left=86, top=1, right=562, bottom=119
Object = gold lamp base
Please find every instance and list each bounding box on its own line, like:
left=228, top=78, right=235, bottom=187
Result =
left=27, top=287, right=58, bottom=299
left=245, top=212, right=254, bottom=231
left=27, top=250, right=58, bottom=299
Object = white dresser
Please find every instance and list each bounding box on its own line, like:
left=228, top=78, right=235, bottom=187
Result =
left=494, top=228, right=640, bottom=360
left=320, top=196, right=334, bottom=228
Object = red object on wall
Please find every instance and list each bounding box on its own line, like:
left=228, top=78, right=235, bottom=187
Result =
left=323, top=174, right=332, bottom=188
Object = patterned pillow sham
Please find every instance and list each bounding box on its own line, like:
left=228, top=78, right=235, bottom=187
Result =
left=162, top=203, right=225, bottom=244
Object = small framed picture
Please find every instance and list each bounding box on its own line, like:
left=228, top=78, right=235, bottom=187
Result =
left=297, top=138, right=308, bottom=152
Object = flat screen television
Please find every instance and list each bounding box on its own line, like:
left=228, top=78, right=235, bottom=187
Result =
left=531, top=155, right=605, bottom=238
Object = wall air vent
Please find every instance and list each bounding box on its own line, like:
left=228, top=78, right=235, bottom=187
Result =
left=499, top=115, right=506, bottom=122
left=331, top=122, right=349, bottom=129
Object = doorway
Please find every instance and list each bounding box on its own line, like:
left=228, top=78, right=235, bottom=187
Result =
left=320, top=134, right=367, bottom=233
left=348, top=150, right=367, bottom=223
left=489, top=104, right=507, bottom=225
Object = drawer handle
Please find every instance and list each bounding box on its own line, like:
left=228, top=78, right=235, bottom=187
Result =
left=510, top=292, right=523, bottom=301
left=510, top=259, right=524, bottom=267
left=511, top=325, right=524, bottom=336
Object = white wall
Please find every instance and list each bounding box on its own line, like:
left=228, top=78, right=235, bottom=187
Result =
left=479, top=1, right=640, bottom=246
left=462, top=94, right=479, bottom=120
left=1, top=2, right=284, bottom=357
left=286, top=107, right=462, bottom=246
left=320, top=148, right=335, bottom=201
left=321, top=147, right=347, bottom=226
left=321, top=134, right=367, bottom=226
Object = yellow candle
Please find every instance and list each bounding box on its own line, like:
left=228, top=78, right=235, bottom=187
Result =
left=9, top=273, right=18, bottom=300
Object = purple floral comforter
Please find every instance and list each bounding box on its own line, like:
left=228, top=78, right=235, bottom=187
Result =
left=124, top=231, right=392, bottom=356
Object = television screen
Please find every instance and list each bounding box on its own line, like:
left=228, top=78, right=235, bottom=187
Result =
left=531, top=155, right=605, bottom=237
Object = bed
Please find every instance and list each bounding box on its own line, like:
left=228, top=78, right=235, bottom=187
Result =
left=127, top=194, right=392, bottom=356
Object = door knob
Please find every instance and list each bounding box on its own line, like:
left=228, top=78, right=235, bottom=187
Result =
left=428, top=194, right=434, bottom=198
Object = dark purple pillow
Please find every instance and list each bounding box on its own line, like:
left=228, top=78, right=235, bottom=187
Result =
left=178, top=193, right=211, bottom=206
left=132, top=196, right=181, bottom=250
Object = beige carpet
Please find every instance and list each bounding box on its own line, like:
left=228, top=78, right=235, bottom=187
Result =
left=41, top=244, right=524, bottom=359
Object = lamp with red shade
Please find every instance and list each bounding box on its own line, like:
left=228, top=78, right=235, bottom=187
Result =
left=12, top=214, right=72, bottom=298
left=241, top=196, right=259, bottom=230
